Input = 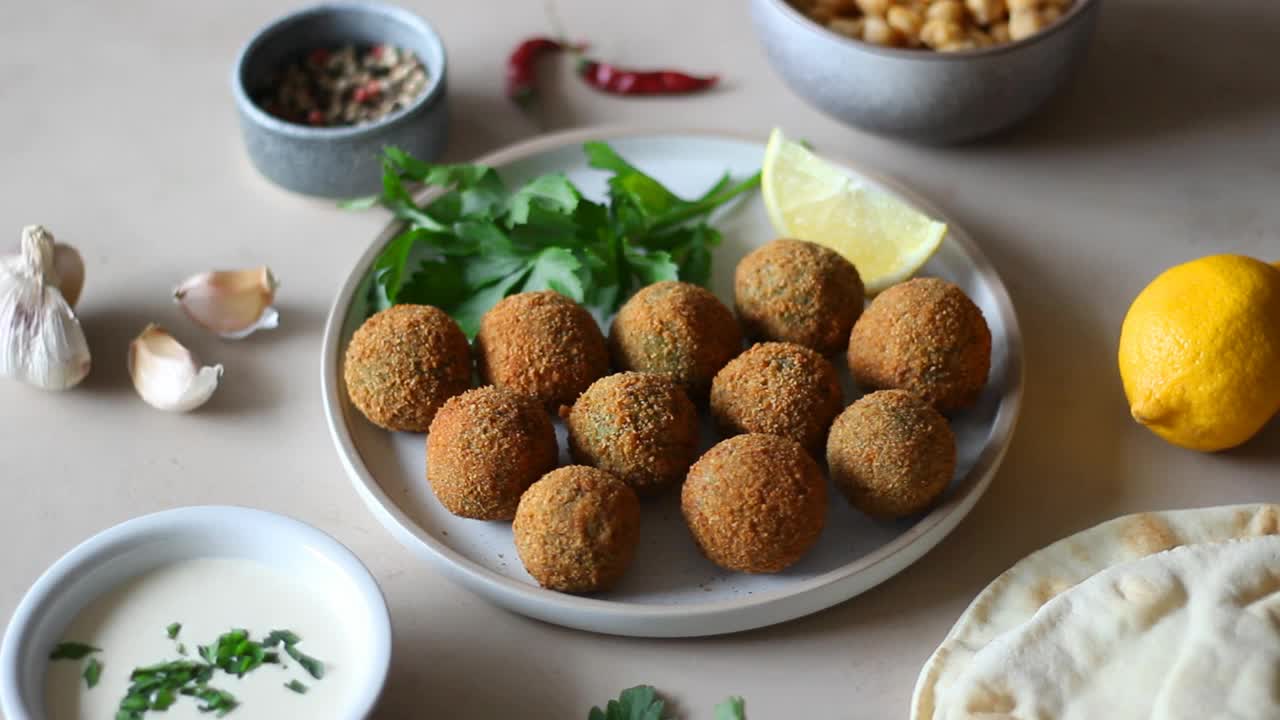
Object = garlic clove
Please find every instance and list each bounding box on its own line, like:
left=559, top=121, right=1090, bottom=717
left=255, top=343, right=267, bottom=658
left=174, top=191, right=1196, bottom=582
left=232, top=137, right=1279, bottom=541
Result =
left=173, top=267, right=279, bottom=339
left=0, top=226, right=91, bottom=390
left=128, top=324, right=222, bottom=412
left=53, top=243, right=85, bottom=309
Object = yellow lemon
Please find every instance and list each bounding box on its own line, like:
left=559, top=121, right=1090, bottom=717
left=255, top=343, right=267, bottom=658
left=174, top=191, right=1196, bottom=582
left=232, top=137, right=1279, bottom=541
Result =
left=1119, top=255, right=1280, bottom=451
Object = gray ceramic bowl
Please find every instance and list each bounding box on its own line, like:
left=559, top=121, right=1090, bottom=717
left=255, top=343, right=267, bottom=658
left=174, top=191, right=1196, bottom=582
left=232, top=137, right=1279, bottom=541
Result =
left=232, top=2, right=448, bottom=198
left=750, top=0, right=1100, bottom=143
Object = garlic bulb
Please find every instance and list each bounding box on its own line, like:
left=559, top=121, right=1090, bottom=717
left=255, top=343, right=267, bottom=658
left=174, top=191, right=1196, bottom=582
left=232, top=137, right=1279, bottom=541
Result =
left=128, top=324, right=222, bottom=412
left=0, top=226, right=91, bottom=390
left=173, top=267, right=278, bottom=339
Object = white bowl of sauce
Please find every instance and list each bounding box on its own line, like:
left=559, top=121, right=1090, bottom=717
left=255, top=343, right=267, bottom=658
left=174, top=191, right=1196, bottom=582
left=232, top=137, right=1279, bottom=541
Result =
left=0, top=506, right=390, bottom=719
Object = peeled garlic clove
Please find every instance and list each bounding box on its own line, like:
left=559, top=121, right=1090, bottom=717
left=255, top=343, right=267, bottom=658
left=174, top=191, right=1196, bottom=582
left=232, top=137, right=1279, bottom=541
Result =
left=128, top=324, right=222, bottom=412
left=0, top=226, right=91, bottom=390
left=173, top=267, right=279, bottom=339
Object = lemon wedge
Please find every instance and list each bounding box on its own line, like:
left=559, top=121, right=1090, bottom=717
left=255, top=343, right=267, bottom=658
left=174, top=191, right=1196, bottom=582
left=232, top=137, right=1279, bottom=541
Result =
left=761, top=128, right=947, bottom=294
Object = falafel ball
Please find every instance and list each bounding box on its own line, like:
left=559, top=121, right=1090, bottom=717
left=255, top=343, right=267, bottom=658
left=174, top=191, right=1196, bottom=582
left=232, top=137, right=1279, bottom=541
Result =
left=827, top=390, right=956, bottom=519
left=343, top=304, right=472, bottom=432
left=847, top=277, right=992, bottom=412
left=734, top=238, right=865, bottom=355
left=563, top=372, right=699, bottom=496
left=513, top=466, right=641, bottom=593
left=709, top=342, right=843, bottom=454
left=427, top=386, right=558, bottom=520
left=681, top=434, right=827, bottom=573
left=609, top=281, right=742, bottom=398
left=475, top=290, right=609, bottom=409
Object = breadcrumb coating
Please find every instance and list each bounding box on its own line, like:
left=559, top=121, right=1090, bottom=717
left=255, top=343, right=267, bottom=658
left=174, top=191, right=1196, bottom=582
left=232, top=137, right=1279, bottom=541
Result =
left=427, top=386, right=558, bottom=520
left=476, top=291, right=609, bottom=410
left=681, top=434, right=827, bottom=573
left=343, top=304, right=471, bottom=432
left=513, top=466, right=641, bottom=593
left=734, top=238, right=864, bottom=355
left=847, top=277, right=991, bottom=412
left=563, top=372, right=699, bottom=496
left=826, top=389, right=956, bottom=519
left=710, top=341, right=843, bottom=454
left=609, top=281, right=743, bottom=399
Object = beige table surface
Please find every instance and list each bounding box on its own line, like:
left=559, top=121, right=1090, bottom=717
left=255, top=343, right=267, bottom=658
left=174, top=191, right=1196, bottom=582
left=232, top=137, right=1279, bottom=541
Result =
left=2, top=0, right=1278, bottom=717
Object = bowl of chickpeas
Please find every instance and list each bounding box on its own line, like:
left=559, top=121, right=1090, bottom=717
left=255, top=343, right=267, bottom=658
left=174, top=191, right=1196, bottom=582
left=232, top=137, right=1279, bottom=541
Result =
left=750, top=0, right=1100, bottom=143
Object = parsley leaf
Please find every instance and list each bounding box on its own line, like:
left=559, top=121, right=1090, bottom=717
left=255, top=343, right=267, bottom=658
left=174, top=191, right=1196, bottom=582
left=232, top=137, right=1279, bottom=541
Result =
left=714, top=696, right=746, bottom=720
left=166, top=623, right=181, bottom=640
left=588, top=685, right=666, bottom=720
left=349, top=143, right=760, bottom=337
left=50, top=642, right=100, bottom=660
left=83, top=657, right=102, bottom=688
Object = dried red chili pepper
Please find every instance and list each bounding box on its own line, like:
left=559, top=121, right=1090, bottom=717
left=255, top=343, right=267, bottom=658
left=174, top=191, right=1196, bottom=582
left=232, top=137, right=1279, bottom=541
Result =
left=577, top=60, right=718, bottom=96
left=506, top=36, right=586, bottom=104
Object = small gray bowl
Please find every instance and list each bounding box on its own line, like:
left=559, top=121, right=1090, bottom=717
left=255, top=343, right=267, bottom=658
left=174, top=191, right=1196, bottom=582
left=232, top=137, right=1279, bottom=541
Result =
left=750, top=0, right=1100, bottom=144
left=232, top=2, right=448, bottom=198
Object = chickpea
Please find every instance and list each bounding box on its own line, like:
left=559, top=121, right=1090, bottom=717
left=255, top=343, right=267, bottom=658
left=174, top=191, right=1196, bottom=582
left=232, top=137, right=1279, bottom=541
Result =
left=828, top=17, right=866, bottom=38
left=1041, top=5, right=1062, bottom=22
left=887, top=5, right=925, bottom=36
left=856, top=0, right=892, bottom=16
left=810, top=6, right=835, bottom=22
left=1008, top=7, right=1044, bottom=39
left=816, top=0, right=859, bottom=13
left=969, top=28, right=995, bottom=46
left=965, top=0, right=1006, bottom=25
left=1042, top=0, right=1071, bottom=8
left=938, top=39, right=978, bottom=52
left=926, top=0, right=966, bottom=23
left=920, top=18, right=964, bottom=47
left=990, top=20, right=1012, bottom=41
left=862, top=15, right=902, bottom=45
left=1007, top=0, right=1039, bottom=11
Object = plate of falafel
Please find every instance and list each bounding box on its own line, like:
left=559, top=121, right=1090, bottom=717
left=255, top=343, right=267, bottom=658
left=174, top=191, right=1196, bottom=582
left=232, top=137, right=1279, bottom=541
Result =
left=322, top=128, right=1024, bottom=637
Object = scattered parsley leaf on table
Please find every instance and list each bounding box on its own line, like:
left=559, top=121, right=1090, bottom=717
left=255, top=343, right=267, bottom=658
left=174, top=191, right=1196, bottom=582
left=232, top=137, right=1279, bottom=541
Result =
left=347, top=143, right=760, bottom=337
left=588, top=685, right=666, bottom=720
left=714, top=696, right=746, bottom=720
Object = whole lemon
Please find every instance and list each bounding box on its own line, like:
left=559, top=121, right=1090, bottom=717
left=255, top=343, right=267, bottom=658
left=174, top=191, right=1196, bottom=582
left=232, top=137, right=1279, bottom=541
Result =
left=1119, top=255, right=1280, bottom=451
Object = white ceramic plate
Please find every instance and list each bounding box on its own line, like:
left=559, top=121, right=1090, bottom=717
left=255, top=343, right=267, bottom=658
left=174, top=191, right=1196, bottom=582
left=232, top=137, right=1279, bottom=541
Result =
left=322, top=128, right=1024, bottom=637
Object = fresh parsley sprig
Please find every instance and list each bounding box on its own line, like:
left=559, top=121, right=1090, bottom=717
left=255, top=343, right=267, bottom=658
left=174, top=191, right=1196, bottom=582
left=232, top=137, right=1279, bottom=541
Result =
left=347, top=143, right=760, bottom=337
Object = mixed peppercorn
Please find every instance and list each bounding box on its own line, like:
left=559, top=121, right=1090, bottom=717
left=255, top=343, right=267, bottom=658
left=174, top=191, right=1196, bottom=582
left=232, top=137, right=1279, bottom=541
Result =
left=257, top=44, right=429, bottom=127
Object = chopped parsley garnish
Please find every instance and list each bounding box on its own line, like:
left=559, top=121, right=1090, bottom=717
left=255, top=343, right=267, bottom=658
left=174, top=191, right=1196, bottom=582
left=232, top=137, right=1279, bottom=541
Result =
left=166, top=622, right=181, bottom=639
left=83, top=657, right=102, bottom=688
left=106, top=628, right=321, bottom=718
left=284, top=643, right=324, bottom=680
left=263, top=629, right=301, bottom=647
left=50, top=642, right=100, bottom=660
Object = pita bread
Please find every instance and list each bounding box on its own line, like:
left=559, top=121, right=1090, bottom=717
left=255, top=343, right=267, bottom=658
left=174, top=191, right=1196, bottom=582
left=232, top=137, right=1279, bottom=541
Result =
left=937, top=536, right=1280, bottom=719
left=912, top=504, right=1280, bottom=720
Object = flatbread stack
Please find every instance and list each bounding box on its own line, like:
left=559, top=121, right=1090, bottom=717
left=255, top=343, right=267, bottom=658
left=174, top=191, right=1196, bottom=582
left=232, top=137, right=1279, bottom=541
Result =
left=912, top=504, right=1280, bottom=719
